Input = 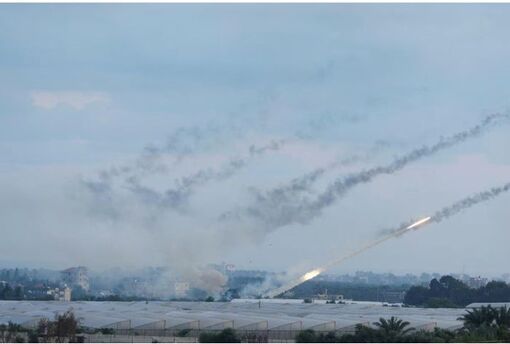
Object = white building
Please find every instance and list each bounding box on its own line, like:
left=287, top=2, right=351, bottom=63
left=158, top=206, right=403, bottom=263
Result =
left=56, top=287, right=72, bottom=302
left=61, top=266, right=90, bottom=292
left=48, top=287, right=72, bottom=302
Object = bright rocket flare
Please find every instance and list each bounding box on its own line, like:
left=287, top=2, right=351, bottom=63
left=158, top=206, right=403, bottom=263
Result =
left=299, top=268, right=323, bottom=282
left=405, top=216, right=431, bottom=230
left=263, top=268, right=325, bottom=298
left=264, top=215, right=434, bottom=298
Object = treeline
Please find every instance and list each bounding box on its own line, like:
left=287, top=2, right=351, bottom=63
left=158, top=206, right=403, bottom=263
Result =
left=0, top=310, right=81, bottom=343
left=198, top=307, right=510, bottom=343
left=0, top=267, right=61, bottom=301
left=0, top=268, right=58, bottom=285
left=0, top=283, right=24, bottom=300
left=405, top=275, right=510, bottom=308
left=295, top=306, right=510, bottom=343
left=286, top=280, right=410, bottom=301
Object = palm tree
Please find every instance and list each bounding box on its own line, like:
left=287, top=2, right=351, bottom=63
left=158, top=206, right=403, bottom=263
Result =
left=494, top=306, right=510, bottom=328
left=373, top=316, right=415, bottom=340
left=458, top=306, right=496, bottom=329
left=6, top=322, right=22, bottom=343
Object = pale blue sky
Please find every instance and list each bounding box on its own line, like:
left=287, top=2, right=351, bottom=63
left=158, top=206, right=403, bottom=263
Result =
left=0, top=4, right=509, bottom=277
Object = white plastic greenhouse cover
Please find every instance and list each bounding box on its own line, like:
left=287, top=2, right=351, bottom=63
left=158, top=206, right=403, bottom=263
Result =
left=0, top=300, right=467, bottom=332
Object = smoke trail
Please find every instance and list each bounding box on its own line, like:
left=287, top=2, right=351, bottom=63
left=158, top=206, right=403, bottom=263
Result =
left=268, top=181, right=510, bottom=297
left=249, top=156, right=358, bottom=205
left=227, top=113, right=509, bottom=230
left=345, top=181, right=510, bottom=262
left=83, top=109, right=274, bottom=202
left=431, top=183, right=510, bottom=223
left=126, top=139, right=287, bottom=210
left=86, top=123, right=243, bottom=188
left=314, top=113, right=509, bottom=207
left=140, top=122, right=247, bottom=168
left=219, top=144, right=386, bottom=223
left=265, top=153, right=369, bottom=197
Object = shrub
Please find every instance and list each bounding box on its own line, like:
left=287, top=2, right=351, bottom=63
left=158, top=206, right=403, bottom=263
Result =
left=199, top=328, right=240, bottom=343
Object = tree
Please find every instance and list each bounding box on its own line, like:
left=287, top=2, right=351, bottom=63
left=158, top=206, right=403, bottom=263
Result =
left=429, top=279, right=446, bottom=297
left=37, top=310, right=78, bottom=343
left=0, top=284, right=13, bottom=300
left=424, top=297, right=458, bottom=308
left=316, top=331, right=338, bottom=343
left=9, top=322, right=22, bottom=342
left=0, top=322, right=23, bottom=343
left=28, top=330, right=39, bottom=343
left=373, top=316, right=415, bottom=341
left=37, top=319, right=50, bottom=340
left=14, top=286, right=23, bottom=300
left=199, top=328, right=240, bottom=343
left=404, top=276, right=510, bottom=308
left=478, top=281, right=510, bottom=303
left=296, top=329, right=317, bottom=342
left=441, top=276, right=476, bottom=306
left=0, top=324, right=8, bottom=342
left=54, top=310, right=78, bottom=342
left=458, top=306, right=510, bottom=342
left=458, top=306, right=496, bottom=329
left=494, top=306, right=510, bottom=328
left=99, top=328, right=114, bottom=335
left=404, top=286, right=429, bottom=306
left=343, top=324, right=383, bottom=342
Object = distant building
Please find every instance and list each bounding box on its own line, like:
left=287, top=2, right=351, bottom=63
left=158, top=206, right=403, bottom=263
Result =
left=54, top=287, right=72, bottom=302
left=61, top=267, right=89, bottom=291
left=45, top=286, right=72, bottom=301
left=381, top=291, right=406, bottom=303
left=466, top=276, right=488, bottom=289
left=315, top=294, right=344, bottom=301
left=27, top=283, right=52, bottom=299
left=314, top=289, right=344, bottom=301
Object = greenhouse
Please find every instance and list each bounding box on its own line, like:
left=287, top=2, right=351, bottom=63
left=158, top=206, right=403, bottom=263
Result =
left=0, top=300, right=466, bottom=340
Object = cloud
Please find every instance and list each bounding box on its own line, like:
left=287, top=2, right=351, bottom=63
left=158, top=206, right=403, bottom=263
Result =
left=31, top=91, right=109, bottom=110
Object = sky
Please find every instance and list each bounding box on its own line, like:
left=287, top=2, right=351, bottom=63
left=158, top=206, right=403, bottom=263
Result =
left=0, top=4, right=509, bottom=278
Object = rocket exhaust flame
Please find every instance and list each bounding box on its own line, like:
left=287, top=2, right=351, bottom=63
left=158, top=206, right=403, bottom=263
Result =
left=300, top=269, right=323, bottom=282
left=264, top=181, right=510, bottom=298
left=265, top=216, right=433, bottom=297
left=405, top=216, right=431, bottom=230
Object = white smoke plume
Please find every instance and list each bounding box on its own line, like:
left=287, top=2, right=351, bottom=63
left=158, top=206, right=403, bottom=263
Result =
left=219, top=144, right=385, bottom=223
left=123, top=139, right=287, bottom=211
left=430, top=182, right=510, bottom=223
left=238, top=273, right=285, bottom=298
left=81, top=124, right=241, bottom=198
left=221, top=113, right=509, bottom=233
left=82, top=109, right=278, bottom=201
left=90, top=266, right=228, bottom=299
left=382, top=181, right=510, bottom=237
